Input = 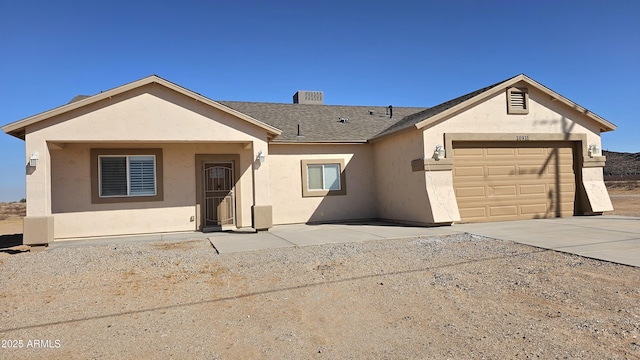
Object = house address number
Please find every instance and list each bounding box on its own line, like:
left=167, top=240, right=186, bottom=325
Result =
left=516, top=135, right=529, bottom=141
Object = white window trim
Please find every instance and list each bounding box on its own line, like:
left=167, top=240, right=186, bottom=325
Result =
left=98, top=154, right=157, bottom=198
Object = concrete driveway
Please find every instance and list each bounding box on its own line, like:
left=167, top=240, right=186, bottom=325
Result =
left=210, top=216, right=640, bottom=267
left=455, top=215, right=640, bottom=267
left=48, top=216, right=640, bottom=268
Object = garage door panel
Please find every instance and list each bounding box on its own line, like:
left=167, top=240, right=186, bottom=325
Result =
left=454, top=166, right=484, bottom=177
left=456, top=186, right=485, bottom=198
left=549, top=182, right=576, bottom=193
left=519, top=184, right=547, bottom=195
left=489, top=206, right=518, bottom=217
left=453, top=148, right=484, bottom=156
left=520, top=203, right=548, bottom=215
left=517, top=148, right=546, bottom=156
left=487, top=166, right=515, bottom=176
left=518, top=165, right=545, bottom=175
left=486, top=148, right=515, bottom=156
left=459, top=207, right=487, bottom=219
left=490, top=185, right=517, bottom=196
left=453, top=141, right=575, bottom=223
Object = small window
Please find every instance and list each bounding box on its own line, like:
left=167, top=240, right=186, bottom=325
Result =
left=91, top=149, right=163, bottom=204
left=307, top=164, right=341, bottom=191
left=301, top=159, right=347, bottom=197
left=99, top=155, right=156, bottom=197
left=507, top=87, right=529, bottom=114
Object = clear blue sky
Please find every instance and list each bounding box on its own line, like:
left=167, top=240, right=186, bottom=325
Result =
left=0, top=1, right=638, bottom=202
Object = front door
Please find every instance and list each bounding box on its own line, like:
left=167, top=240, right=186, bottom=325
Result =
left=203, top=162, right=235, bottom=229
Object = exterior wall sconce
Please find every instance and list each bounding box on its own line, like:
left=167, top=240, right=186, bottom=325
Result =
left=434, top=145, right=446, bottom=160
left=257, top=150, right=266, bottom=164
left=588, top=144, right=600, bottom=158
left=29, top=152, right=39, bottom=167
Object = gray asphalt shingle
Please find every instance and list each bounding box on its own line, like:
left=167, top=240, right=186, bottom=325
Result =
left=219, top=75, right=516, bottom=142
left=218, top=101, right=426, bottom=142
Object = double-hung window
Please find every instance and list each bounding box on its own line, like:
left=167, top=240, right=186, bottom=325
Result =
left=91, top=149, right=163, bottom=203
left=301, top=159, right=346, bottom=197
left=99, top=155, right=156, bottom=197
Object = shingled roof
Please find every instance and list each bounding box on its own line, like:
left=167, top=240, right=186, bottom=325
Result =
left=371, top=77, right=516, bottom=139
left=218, top=101, right=426, bottom=142
left=4, top=74, right=614, bottom=142
left=220, top=75, right=518, bottom=142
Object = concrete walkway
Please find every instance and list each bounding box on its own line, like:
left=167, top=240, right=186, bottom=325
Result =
left=48, top=216, right=640, bottom=268
left=209, top=216, right=640, bottom=267
left=209, top=221, right=461, bottom=253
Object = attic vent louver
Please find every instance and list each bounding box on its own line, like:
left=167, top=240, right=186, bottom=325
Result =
left=293, top=91, right=324, bottom=105
left=507, top=87, right=529, bottom=114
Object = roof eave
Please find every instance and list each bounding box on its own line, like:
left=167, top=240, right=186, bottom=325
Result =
left=521, top=76, right=616, bottom=132
left=410, top=74, right=615, bottom=134
left=368, top=124, right=417, bottom=142
left=1, top=75, right=282, bottom=138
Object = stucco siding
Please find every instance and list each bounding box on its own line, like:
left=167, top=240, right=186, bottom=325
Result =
left=373, top=130, right=433, bottom=224
left=417, top=82, right=609, bottom=222
left=422, top=82, right=603, bottom=148
left=50, top=142, right=255, bottom=239
left=26, top=83, right=268, bottom=143
left=268, top=144, right=377, bottom=224
left=54, top=207, right=195, bottom=239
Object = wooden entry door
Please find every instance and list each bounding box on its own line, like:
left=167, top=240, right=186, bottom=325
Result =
left=203, top=162, right=235, bottom=229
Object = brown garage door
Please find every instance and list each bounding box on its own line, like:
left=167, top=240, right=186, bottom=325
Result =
left=453, top=141, right=575, bottom=222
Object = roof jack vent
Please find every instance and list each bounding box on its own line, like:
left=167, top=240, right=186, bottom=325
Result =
left=339, top=117, right=349, bottom=123
left=387, top=105, right=393, bottom=118
left=296, top=123, right=305, bottom=140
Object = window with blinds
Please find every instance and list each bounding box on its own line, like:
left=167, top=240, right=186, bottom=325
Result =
left=507, top=87, right=529, bottom=114
left=99, top=155, right=156, bottom=197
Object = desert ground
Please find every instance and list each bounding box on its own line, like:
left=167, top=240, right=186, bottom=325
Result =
left=606, top=180, right=640, bottom=217
left=0, top=184, right=638, bottom=358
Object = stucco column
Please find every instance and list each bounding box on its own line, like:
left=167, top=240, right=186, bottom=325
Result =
left=251, top=140, right=273, bottom=230
left=23, top=134, right=54, bottom=246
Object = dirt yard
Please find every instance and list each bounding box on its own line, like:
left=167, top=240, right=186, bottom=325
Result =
left=0, top=202, right=24, bottom=235
left=607, top=180, right=640, bottom=217
left=0, top=191, right=638, bottom=358
left=0, top=234, right=639, bottom=358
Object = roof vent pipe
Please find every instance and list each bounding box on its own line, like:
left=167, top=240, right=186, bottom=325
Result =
left=388, top=105, right=393, bottom=118
left=296, top=123, right=305, bottom=140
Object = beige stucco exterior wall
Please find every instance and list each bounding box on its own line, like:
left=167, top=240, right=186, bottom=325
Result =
left=23, top=84, right=272, bottom=240
left=418, top=80, right=611, bottom=219
left=268, top=143, right=377, bottom=224
left=422, top=81, right=604, bottom=149
left=50, top=143, right=254, bottom=239
left=373, top=130, right=436, bottom=224
left=582, top=167, right=614, bottom=212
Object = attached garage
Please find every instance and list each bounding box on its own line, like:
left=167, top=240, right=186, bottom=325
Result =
left=452, top=141, right=576, bottom=222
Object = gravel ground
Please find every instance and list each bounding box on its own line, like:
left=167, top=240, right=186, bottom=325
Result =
left=1, top=233, right=639, bottom=359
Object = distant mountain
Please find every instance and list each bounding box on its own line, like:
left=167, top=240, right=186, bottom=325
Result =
left=603, top=150, right=640, bottom=180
